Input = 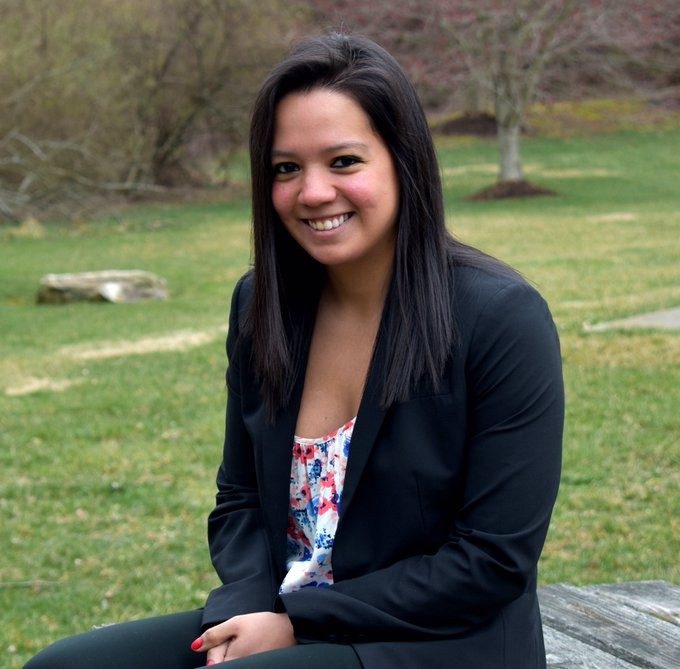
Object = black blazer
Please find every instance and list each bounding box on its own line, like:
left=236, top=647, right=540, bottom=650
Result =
left=203, top=265, right=564, bottom=669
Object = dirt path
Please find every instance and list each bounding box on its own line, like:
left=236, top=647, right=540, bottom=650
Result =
left=4, top=326, right=225, bottom=396
left=59, top=327, right=224, bottom=360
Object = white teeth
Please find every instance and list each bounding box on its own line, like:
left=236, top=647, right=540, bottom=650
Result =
left=306, top=213, right=350, bottom=231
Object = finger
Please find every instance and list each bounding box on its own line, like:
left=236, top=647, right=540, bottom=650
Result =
left=224, top=638, right=244, bottom=661
left=192, top=619, right=236, bottom=651
left=206, top=642, right=229, bottom=666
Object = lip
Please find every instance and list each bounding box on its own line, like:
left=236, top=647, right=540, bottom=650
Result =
left=303, top=212, right=353, bottom=231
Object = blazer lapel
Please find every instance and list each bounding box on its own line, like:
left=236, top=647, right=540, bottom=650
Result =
left=256, top=322, right=311, bottom=576
left=340, top=327, right=389, bottom=516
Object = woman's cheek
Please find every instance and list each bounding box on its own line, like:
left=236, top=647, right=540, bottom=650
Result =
left=342, top=176, right=380, bottom=211
left=271, top=181, right=296, bottom=219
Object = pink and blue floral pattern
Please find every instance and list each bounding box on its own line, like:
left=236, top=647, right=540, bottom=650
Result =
left=279, top=417, right=355, bottom=593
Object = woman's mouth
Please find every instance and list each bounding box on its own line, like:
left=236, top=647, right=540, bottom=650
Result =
left=304, top=212, right=352, bottom=231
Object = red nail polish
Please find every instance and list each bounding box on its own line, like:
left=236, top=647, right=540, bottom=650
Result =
left=190, top=637, right=203, bottom=651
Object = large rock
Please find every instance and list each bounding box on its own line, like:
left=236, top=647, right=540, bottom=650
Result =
left=37, top=270, right=168, bottom=304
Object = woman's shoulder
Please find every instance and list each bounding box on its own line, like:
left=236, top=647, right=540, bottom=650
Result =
left=450, top=257, right=530, bottom=306
left=449, top=258, right=555, bottom=341
left=234, top=269, right=255, bottom=300
left=229, top=270, right=255, bottom=322
left=232, top=268, right=255, bottom=309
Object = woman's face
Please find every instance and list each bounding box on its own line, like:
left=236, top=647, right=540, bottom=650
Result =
left=271, top=88, right=399, bottom=273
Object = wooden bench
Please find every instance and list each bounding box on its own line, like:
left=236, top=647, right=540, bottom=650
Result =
left=539, top=581, right=679, bottom=668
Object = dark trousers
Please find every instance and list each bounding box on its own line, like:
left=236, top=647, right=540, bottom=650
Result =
left=24, top=609, right=361, bottom=669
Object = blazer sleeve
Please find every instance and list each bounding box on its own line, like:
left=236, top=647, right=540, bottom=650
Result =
left=277, top=281, right=564, bottom=641
left=202, top=275, right=280, bottom=628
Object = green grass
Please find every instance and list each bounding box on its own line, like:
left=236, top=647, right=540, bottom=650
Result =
left=1, top=127, right=679, bottom=666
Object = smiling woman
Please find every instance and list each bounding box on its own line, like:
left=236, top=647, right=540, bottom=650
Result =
left=26, top=33, right=563, bottom=669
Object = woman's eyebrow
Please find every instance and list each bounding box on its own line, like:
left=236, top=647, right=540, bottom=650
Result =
left=271, top=148, right=295, bottom=159
left=325, top=141, right=370, bottom=153
left=271, top=141, right=370, bottom=158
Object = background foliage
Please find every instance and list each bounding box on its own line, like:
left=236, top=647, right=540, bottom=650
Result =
left=0, top=0, right=304, bottom=220
left=1, top=0, right=678, bottom=220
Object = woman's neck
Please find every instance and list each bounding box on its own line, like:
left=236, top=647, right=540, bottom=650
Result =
left=323, top=256, right=393, bottom=316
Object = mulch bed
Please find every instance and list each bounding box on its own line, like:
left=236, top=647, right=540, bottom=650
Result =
left=467, top=179, right=557, bottom=200
left=432, top=112, right=498, bottom=136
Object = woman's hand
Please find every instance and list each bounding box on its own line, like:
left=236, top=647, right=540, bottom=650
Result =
left=191, top=612, right=296, bottom=664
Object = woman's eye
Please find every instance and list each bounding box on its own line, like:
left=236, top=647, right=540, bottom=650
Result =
left=331, top=155, right=361, bottom=168
left=273, top=162, right=298, bottom=175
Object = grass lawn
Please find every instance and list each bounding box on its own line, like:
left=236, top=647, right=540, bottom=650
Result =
left=1, top=126, right=679, bottom=666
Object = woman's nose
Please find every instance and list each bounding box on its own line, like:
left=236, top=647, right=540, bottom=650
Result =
left=298, top=169, right=335, bottom=207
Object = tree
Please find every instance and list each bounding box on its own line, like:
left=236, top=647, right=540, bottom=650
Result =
left=308, top=0, right=679, bottom=197
left=107, top=0, right=302, bottom=186
left=444, top=0, right=679, bottom=190
left=445, top=1, right=587, bottom=190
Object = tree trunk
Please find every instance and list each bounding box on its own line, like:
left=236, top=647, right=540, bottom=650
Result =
left=497, top=122, right=523, bottom=182
left=494, top=35, right=524, bottom=184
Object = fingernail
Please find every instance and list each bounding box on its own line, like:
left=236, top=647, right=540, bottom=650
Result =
left=190, top=637, right=203, bottom=651
left=207, top=661, right=216, bottom=666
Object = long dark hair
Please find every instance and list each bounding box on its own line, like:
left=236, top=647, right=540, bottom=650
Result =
left=247, top=33, right=512, bottom=416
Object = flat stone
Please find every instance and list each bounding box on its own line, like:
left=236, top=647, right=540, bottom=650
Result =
left=584, top=307, right=680, bottom=332
left=37, top=270, right=168, bottom=304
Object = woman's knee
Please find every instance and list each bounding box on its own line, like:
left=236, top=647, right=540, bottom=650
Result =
left=24, top=610, right=204, bottom=669
left=24, top=634, right=88, bottom=669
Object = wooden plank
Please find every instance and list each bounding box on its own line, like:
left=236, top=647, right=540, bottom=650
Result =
left=544, top=626, right=639, bottom=668
left=539, top=584, right=680, bottom=668
left=583, top=581, right=680, bottom=626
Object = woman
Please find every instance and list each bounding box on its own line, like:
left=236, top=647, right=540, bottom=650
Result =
left=26, top=33, right=563, bottom=669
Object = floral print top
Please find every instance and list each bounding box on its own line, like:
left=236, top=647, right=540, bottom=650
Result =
left=278, top=417, right=356, bottom=594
